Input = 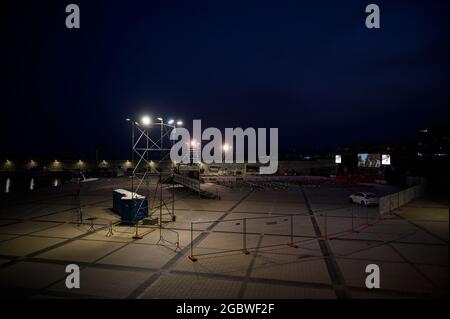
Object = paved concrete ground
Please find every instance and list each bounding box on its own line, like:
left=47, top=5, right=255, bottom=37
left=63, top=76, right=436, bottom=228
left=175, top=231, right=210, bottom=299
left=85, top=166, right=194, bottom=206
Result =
left=0, top=177, right=447, bottom=299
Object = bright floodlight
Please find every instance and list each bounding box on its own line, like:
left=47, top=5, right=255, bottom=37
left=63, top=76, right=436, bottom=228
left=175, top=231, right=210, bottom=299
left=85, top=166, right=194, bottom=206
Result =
left=157, top=117, right=163, bottom=122
left=223, top=144, right=231, bottom=152
left=168, top=119, right=174, bottom=125
left=176, top=120, right=183, bottom=126
left=191, top=139, right=197, bottom=147
left=141, top=116, right=151, bottom=126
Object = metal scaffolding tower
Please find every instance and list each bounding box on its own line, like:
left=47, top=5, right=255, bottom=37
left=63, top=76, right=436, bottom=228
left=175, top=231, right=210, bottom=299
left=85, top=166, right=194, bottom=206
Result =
left=126, top=117, right=178, bottom=233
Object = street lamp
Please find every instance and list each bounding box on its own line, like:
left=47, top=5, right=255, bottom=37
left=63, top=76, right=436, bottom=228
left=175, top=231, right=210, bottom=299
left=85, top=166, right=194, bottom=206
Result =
left=222, top=144, right=232, bottom=173
left=222, top=143, right=231, bottom=152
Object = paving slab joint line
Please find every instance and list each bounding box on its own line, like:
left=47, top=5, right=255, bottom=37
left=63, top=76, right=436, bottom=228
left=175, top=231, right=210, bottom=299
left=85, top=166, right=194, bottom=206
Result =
left=388, top=243, right=440, bottom=290
left=128, top=189, right=255, bottom=299
left=394, top=212, right=448, bottom=244
left=237, top=234, right=264, bottom=298
left=300, top=186, right=352, bottom=299
left=0, top=224, right=109, bottom=272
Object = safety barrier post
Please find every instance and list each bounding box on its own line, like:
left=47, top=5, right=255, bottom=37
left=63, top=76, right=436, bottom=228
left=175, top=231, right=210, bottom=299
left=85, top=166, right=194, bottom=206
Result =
left=132, top=222, right=143, bottom=239
left=242, top=218, right=250, bottom=254
left=288, top=215, right=298, bottom=248
left=106, top=221, right=114, bottom=237
left=348, top=206, right=359, bottom=233
left=365, top=206, right=371, bottom=226
left=174, top=231, right=181, bottom=252
left=188, top=222, right=198, bottom=261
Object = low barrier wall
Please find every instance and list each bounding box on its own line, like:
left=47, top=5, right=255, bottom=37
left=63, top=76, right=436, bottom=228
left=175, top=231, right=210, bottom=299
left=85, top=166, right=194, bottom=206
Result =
left=379, top=183, right=426, bottom=215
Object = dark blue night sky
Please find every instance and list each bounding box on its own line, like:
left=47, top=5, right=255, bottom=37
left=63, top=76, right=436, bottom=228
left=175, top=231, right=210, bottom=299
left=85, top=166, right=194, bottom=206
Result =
left=2, top=0, right=448, bottom=159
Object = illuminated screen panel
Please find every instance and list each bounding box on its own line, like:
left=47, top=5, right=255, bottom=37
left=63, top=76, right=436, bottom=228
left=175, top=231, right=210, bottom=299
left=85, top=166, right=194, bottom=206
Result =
left=382, top=154, right=391, bottom=165
left=358, top=153, right=381, bottom=168
left=335, top=155, right=342, bottom=164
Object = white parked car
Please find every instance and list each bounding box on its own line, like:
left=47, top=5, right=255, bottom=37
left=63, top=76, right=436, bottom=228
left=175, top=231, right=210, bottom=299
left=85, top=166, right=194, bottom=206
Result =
left=349, top=192, right=379, bottom=206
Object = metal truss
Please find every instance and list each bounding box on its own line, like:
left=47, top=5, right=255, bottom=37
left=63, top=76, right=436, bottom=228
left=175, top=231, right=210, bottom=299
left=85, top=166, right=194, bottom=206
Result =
left=127, top=118, right=177, bottom=227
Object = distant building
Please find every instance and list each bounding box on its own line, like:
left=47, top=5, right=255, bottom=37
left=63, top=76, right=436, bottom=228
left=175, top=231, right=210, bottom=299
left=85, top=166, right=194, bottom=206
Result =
left=416, top=124, right=448, bottom=159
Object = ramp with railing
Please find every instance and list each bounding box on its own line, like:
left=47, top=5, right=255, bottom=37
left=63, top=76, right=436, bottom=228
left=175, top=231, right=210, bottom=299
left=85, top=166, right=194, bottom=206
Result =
left=173, top=173, right=219, bottom=199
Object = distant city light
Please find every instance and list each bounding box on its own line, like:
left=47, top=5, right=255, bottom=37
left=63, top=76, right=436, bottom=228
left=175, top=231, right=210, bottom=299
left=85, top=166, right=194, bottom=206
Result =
left=5, top=178, right=10, bottom=193
left=335, top=155, right=342, bottom=164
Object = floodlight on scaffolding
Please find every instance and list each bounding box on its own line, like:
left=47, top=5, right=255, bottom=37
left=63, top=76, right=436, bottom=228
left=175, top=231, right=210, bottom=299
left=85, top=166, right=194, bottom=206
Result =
left=141, top=115, right=151, bottom=126
left=168, top=119, right=175, bottom=125
left=176, top=120, right=183, bottom=126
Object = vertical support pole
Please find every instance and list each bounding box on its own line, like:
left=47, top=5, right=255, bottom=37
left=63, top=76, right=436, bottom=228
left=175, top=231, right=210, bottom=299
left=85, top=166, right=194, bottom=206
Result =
left=132, top=222, right=143, bottom=239
left=106, top=221, right=114, bottom=237
left=288, top=215, right=298, bottom=248
left=348, top=205, right=359, bottom=233
left=76, top=182, right=82, bottom=226
left=160, top=173, right=163, bottom=227
left=242, top=218, right=249, bottom=254
left=188, top=222, right=197, bottom=261
left=172, top=172, right=176, bottom=221
left=366, top=206, right=370, bottom=226
left=78, top=194, right=83, bottom=226
left=131, top=122, right=134, bottom=198
left=351, top=206, right=354, bottom=231
left=171, top=125, right=176, bottom=222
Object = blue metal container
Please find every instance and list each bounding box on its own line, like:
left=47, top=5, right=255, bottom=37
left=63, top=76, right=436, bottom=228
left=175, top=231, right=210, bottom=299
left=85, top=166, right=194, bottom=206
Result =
left=120, top=198, right=148, bottom=224
left=112, top=190, right=125, bottom=214
left=112, top=189, right=148, bottom=224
